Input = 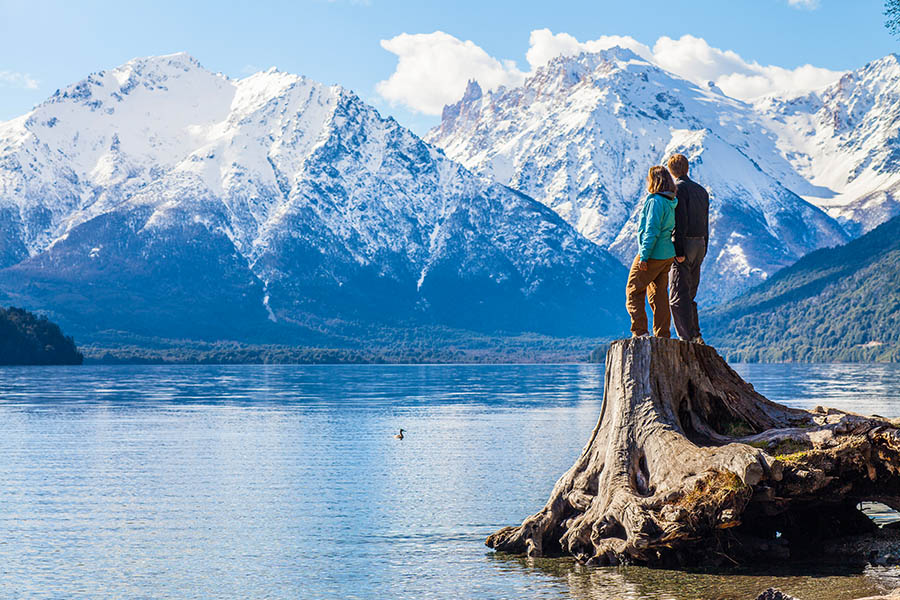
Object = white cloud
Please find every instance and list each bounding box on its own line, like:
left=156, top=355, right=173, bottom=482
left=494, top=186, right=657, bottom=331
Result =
left=651, top=35, right=841, bottom=100
left=0, top=70, right=38, bottom=90
left=376, top=30, right=843, bottom=116
left=787, top=0, right=820, bottom=9
left=376, top=31, right=525, bottom=115
left=652, top=35, right=754, bottom=84
left=716, top=63, right=841, bottom=100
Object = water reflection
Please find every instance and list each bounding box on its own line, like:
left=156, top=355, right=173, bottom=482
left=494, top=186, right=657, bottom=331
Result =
left=0, top=362, right=899, bottom=598
left=733, top=363, right=900, bottom=418
left=489, top=554, right=899, bottom=600
left=0, top=363, right=606, bottom=410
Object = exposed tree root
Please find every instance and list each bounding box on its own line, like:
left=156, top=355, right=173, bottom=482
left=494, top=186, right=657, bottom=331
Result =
left=487, top=338, right=900, bottom=566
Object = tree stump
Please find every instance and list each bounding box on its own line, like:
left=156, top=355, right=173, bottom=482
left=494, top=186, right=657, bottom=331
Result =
left=487, top=337, right=900, bottom=566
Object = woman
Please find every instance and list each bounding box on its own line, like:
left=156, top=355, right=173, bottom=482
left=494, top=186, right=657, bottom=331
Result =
left=625, top=165, right=678, bottom=338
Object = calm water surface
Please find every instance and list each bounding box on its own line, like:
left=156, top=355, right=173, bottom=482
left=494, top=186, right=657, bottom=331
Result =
left=2, top=362, right=900, bottom=599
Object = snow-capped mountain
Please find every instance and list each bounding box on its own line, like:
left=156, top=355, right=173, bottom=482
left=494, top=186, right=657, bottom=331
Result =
left=755, top=54, right=900, bottom=236
left=426, top=48, right=851, bottom=302
left=0, top=53, right=628, bottom=343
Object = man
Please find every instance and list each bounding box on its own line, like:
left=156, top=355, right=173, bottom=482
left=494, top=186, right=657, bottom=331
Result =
left=667, top=154, right=710, bottom=344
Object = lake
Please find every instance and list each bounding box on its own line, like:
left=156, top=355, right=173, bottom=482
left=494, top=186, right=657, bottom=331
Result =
left=2, top=362, right=900, bottom=599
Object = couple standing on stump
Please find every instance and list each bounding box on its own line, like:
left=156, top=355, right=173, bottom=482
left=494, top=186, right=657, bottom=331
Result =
left=626, top=154, right=709, bottom=343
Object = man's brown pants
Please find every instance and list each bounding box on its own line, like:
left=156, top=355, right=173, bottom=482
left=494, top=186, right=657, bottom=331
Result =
left=625, top=255, right=674, bottom=337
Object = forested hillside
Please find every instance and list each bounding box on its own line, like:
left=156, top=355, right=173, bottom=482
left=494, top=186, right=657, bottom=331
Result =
left=705, top=215, right=900, bottom=362
left=0, top=307, right=83, bottom=365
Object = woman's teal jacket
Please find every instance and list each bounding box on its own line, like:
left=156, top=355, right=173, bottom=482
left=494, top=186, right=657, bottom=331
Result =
left=637, top=192, right=678, bottom=261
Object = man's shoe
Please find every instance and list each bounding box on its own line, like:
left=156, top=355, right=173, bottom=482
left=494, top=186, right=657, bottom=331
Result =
left=691, top=336, right=705, bottom=345
left=632, top=332, right=650, bottom=338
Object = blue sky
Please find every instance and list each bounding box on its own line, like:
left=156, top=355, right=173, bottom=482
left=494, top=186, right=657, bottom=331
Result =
left=0, top=0, right=896, bottom=134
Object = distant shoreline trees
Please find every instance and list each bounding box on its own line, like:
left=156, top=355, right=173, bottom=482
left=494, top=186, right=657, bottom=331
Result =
left=0, top=307, right=83, bottom=365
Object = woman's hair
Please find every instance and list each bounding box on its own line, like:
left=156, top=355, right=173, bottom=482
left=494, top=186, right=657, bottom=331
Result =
left=647, top=165, right=676, bottom=195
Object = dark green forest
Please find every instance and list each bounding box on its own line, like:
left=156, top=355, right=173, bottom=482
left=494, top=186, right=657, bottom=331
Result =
left=0, top=307, right=83, bottom=365
left=705, top=214, right=900, bottom=362
left=80, top=326, right=604, bottom=364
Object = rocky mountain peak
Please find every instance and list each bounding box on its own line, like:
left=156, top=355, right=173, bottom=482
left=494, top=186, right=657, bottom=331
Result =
left=426, top=47, right=850, bottom=302
left=0, top=53, right=631, bottom=343
left=461, top=78, right=483, bottom=103
left=751, top=53, right=900, bottom=234
left=526, top=46, right=650, bottom=93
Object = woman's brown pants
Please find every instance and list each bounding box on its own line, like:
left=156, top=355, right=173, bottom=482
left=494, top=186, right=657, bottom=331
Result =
left=625, top=255, right=674, bottom=337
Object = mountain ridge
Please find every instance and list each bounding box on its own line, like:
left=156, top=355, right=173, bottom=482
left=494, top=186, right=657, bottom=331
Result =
left=425, top=46, right=854, bottom=303
left=753, top=52, right=900, bottom=236
left=4, top=49, right=899, bottom=358
left=0, top=52, right=630, bottom=349
left=704, top=213, right=900, bottom=362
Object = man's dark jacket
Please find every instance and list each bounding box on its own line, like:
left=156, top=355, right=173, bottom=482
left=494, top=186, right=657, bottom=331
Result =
left=672, top=175, right=710, bottom=256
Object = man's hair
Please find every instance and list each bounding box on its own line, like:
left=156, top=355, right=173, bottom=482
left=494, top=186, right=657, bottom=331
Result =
left=647, top=165, right=676, bottom=195
left=668, top=154, right=689, bottom=178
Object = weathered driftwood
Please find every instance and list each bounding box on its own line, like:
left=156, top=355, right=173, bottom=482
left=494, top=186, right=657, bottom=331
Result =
left=487, top=337, right=900, bottom=566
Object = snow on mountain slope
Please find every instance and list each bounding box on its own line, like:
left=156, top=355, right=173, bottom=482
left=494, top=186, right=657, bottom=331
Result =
left=755, top=54, right=900, bottom=235
left=426, top=47, right=849, bottom=302
left=0, top=53, right=628, bottom=341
